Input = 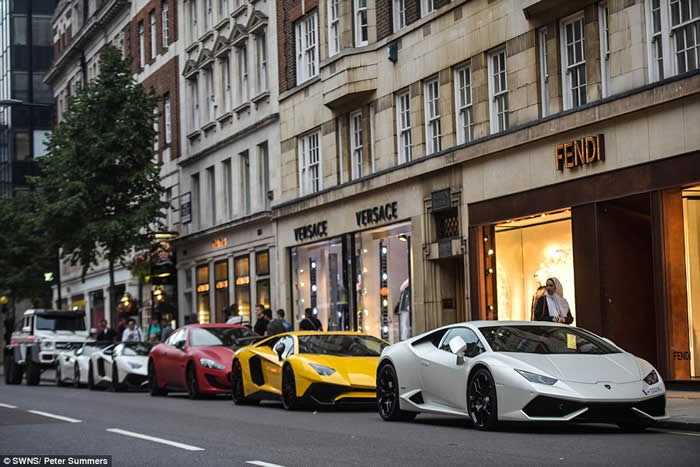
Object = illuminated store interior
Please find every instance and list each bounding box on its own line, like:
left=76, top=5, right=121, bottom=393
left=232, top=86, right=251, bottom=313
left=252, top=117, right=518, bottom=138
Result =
left=683, top=185, right=700, bottom=377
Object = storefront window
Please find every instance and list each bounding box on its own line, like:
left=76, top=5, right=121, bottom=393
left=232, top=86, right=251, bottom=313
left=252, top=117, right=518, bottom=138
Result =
left=291, top=238, right=348, bottom=331
left=355, top=223, right=412, bottom=343
left=196, top=264, right=210, bottom=323
left=256, top=250, right=269, bottom=275
left=214, top=260, right=229, bottom=323
left=257, top=279, right=270, bottom=309
left=235, top=256, right=251, bottom=321
left=494, top=210, right=576, bottom=323
left=683, top=185, right=700, bottom=377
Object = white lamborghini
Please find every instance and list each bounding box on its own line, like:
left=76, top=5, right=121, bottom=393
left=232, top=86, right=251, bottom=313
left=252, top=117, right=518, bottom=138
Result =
left=55, top=341, right=114, bottom=388
left=88, top=342, right=150, bottom=391
left=376, top=321, right=668, bottom=431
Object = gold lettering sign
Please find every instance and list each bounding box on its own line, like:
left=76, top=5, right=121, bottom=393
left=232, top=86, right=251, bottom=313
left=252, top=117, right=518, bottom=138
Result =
left=211, top=237, right=228, bottom=249
left=196, top=284, right=210, bottom=293
left=215, top=280, right=229, bottom=289
left=555, top=134, right=605, bottom=171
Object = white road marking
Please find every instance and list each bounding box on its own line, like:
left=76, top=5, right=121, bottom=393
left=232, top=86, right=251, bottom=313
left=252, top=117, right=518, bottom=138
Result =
left=106, top=428, right=205, bottom=451
left=246, top=462, right=287, bottom=467
left=0, top=403, right=17, bottom=409
left=27, top=410, right=81, bottom=423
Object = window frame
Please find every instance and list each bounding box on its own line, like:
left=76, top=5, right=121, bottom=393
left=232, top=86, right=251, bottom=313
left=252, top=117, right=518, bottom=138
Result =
left=222, top=56, right=232, bottom=112
left=350, top=110, right=364, bottom=179
left=423, top=77, right=441, bottom=155
left=150, top=11, right=157, bottom=61
left=153, top=105, right=159, bottom=151
left=487, top=47, right=509, bottom=133
left=669, top=0, right=700, bottom=75
left=190, top=77, right=200, bottom=129
left=328, top=0, right=340, bottom=57
left=164, top=94, right=172, bottom=144
left=395, top=90, right=412, bottom=164
left=599, top=3, right=610, bottom=98
left=454, top=64, right=473, bottom=145
left=354, top=0, right=369, bottom=47
left=421, top=0, right=436, bottom=17
left=138, top=21, right=145, bottom=67
left=295, top=12, right=319, bottom=85
left=189, top=0, right=198, bottom=43
left=256, top=33, right=268, bottom=93
left=162, top=1, right=169, bottom=49
left=298, top=130, right=323, bottom=196
left=393, top=0, right=407, bottom=32
left=538, top=27, right=550, bottom=117
left=238, top=44, right=249, bottom=102
left=559, top=12, right=587, bottom=110
left=206, top=68, right=215, bottom=121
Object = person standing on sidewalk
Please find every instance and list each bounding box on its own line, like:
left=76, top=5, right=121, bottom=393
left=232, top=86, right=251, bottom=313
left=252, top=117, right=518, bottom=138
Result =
left=121, top=319, right=144, bottom=342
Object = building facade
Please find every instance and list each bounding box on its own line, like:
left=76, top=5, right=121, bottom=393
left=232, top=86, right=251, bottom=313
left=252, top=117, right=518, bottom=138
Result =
left=172, top=0, right=280, bottom=327
left=274, top=0, right=700, bottom=381
left=0, top=0, right=55, bottom=198
left=44, top=0, right=182, bottom=329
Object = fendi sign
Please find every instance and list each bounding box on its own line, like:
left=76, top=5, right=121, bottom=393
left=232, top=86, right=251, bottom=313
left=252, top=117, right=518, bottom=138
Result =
left=555, top=134, right=605, bottom=171
left=294, top=221, right=328, bottom=242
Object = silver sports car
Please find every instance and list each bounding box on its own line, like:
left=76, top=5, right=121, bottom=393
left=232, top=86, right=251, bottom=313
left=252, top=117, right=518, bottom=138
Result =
left=376, top=321, right=668, bottom=431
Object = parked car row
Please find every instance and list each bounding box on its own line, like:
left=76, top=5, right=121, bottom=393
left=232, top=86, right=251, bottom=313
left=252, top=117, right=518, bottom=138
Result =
left=5, top=309, right=670, bottom=431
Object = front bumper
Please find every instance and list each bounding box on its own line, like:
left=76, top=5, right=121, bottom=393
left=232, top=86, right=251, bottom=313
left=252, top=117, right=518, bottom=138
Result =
left=302, top=383, right=376, bottom=407
left=498, top=379, right=669, bottom=423
left=198, top=366, right=232, bottom=394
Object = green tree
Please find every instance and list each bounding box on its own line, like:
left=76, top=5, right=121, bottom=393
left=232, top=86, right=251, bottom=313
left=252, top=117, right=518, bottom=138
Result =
left=0, top=192, right=55, bottom=307
left=34, top=45, right=167, bottom=325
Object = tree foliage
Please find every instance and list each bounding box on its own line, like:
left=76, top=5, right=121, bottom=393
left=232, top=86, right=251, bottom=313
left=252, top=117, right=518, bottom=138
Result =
left=0, top=192, right=55, bottom=305
left=34, top=46, right=167, bottom=320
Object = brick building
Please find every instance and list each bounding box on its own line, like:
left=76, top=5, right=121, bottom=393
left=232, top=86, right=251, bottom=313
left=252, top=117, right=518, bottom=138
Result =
left=44, top=0, right=182, bottom=330
left=272, top=0, right=700, bottom=382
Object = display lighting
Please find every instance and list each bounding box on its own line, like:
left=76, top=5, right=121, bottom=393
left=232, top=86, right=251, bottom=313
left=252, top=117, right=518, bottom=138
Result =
left=363, top=267, right=368, bottom=273
left=363, top=249, right=368, bottom=254
left=311, top=285, right=317, bottom=292
left=383, top=299, right=388, bottom=307
left=487, top=268, right=494, bottom=274
left=215, top=280, right=229, bottom=289
left=300, top=282, right=305, bottom=287
left=382, top=272, right=388, bottom=280
left=398, top=233, right=408, bottom=242
left=364, top=325, right=370, bottom=331
left=379, top=240, right=389, bottom=340
left=311, top=261, right=317, bottom=269
left=235, top=276, right=250, bottom=285
left=299, top=269, right=304, bottom=273
left=313, top=308, right=318, bottom=315
left=382, top=326, right=389, bottom=334
left=488, top=249, right=494, bottom=255
left=364, top=309, right=369, bottom=316
left=381, top=246, right=388, bottom=255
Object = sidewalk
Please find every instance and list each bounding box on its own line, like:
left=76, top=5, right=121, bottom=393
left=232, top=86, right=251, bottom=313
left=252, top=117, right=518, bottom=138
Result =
left=662, top=391, right=700, bottom=431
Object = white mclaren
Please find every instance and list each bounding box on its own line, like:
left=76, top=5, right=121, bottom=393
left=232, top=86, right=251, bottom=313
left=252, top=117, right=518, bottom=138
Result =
left=88, top=342, right=150, bottom=391
left=376, top=321, right=668, bottom=431
left=55, top=341, right=114, bottom=388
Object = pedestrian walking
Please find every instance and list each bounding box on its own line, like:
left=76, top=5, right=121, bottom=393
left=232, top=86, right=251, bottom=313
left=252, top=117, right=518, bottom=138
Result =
left=96, top=320, right=117, bottom=341
left=146, top=318, right=161, bottom=340
left=253, top=304, right=269, bottom=336
left=160, top=318, right=174, bottom=342
left=121, top=318, right=144, bottom=342
left=299, top=308, right=323, bottom=331
left=533, top=277, right=574, bottom=324
left=266, top=309, right=289, bottom=336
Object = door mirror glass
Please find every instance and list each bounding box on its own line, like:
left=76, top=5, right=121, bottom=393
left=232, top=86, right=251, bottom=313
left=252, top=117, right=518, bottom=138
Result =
left=175, top=340, right=186, bottom=351
left=273, top=342, right=285, bottom=360
left=448, top=336, right=467, bottom=355
left=103, top=348, right=113, bottom=356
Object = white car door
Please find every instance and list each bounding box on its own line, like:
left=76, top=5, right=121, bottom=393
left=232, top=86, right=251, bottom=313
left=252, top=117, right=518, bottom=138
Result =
left=420, top=327, right=485, bottom=410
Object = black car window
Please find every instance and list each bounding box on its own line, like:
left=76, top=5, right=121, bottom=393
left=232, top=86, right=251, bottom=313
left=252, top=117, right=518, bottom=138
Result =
left=189, top=327, right=256, bottom=347
left=35, top=315, right=86, bottom=331
left=275, top=335, right=295, bottom=359
left=297, top=335, right=386, bottom=356
left=121, top=343, right=151, bottom=356
left=479, top=325, right=620, bottom=354
left=439, top=327, right=484, bottom=357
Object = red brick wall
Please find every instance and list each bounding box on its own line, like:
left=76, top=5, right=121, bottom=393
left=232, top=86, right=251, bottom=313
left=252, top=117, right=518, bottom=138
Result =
left=377, top=0, right=393, bottom=41
left=128, top=0, right=179, bottom=73
left=434, top=0, right=451, bottom=10
left=406, top=0, right=421, bottom=26
left=141, top=57, right=182, bottom=161
left=277, top=0, right=300, bottom=94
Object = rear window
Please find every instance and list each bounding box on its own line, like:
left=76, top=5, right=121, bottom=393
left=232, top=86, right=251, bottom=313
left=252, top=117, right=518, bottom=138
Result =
left=36, top=315, right=86, bottom=331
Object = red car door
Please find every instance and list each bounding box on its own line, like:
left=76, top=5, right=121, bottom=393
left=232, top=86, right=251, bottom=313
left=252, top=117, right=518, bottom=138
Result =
left=167, top=329, right=189, bottom=389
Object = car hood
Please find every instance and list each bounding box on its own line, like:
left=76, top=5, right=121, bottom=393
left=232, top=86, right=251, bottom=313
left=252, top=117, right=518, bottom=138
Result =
left=500, top=352, right=641, bottom=383
left=301, top=355, right=379, bottom=388
left=194, top=347, right=234, bottom=367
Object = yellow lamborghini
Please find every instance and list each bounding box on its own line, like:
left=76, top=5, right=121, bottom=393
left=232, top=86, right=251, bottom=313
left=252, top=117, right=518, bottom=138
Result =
left=230, top=331, right=388, bottom=409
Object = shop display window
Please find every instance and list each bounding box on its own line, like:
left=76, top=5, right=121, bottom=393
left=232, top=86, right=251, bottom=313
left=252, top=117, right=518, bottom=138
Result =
left=355, top=222, right=412, bottom=343
left=257, top=279, right=270, bottom=309
left=683, top=185, right=700, bottom=377
left=494, top=210, right=576, bottom=323
left=235, top=256, right=251, bottom=321
left=256, top=250, right=270, bottom=275
left=196, top=264, right=210, bottom=323
left=214, top=260, right=229, bottom=323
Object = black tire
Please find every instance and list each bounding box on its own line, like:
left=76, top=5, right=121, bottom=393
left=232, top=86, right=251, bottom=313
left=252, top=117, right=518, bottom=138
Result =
left=24, top=348, right=40, bottom=386
left=617, top=421, right=653, bottom=432
left=55, top=365, right=66, bottom=387
left=467, top=368, right=499, bottom=431
left=187, top=364, right=201, bottom=400
left=149, top=360, right=167, bottom=397
left=73, top=364, right=81, bottom=388
left=231, top=359, right=252, bottom=405
left=87, top=364, right=96, bottom=390
left=281, top=364, right=301, bottom=410
left=376, top=362, right=417, bottom=422
left=111, top=363, right=125, bottom=392
left=4, top=352, right=22, bottom=385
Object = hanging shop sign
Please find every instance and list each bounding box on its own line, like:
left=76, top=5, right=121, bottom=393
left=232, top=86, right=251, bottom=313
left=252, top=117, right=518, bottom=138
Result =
left=355, top=202, right=398, bottom=227
left=555, top=134, right=605, bottom=171
left=294, top=221, right=328, bottom=242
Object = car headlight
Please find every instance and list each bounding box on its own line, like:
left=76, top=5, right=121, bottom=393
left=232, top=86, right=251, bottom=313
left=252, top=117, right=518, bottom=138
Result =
left=643, top=370, right=659, bottom=386
left=515, top=369, right=558, bottom=385
left=128, top=362, right=143, bottom=369
left=199, top=358, right=225, bottom=370
left=310, top=363, right=336, bottom=376
left=41, top=340, right=53, bottom=349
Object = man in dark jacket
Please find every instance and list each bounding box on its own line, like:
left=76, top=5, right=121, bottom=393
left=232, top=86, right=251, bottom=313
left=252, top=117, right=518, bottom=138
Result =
left=265, top=309, right=288, bottom=336
left=253, top=304, right=270, bottom=336
left=96, top=320, right=117, bottom=342
left=299, top=308, right=323, bottom=331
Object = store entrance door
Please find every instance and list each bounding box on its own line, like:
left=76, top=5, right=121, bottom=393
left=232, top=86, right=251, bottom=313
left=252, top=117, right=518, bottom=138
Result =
left=597, top=194, right=657, bottom=366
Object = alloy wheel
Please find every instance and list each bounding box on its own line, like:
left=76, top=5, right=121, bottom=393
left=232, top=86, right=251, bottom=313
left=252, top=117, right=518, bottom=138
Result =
left=231, top=360, right=245, bottom=404
left=188, top=365, right=201, bottom=400
left=281, top=365, right=298, bottom=410
left=468, top=369, right=498, bottom=430
left=377, top=365, right=397, bottom=419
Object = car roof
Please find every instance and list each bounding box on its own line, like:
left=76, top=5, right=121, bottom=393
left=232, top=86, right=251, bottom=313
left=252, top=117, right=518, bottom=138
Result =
left=183, top=323, right=248, bottom=329
left=23, top=309, right=86, bottom=318
left=455, top=320, right=568, bottom=328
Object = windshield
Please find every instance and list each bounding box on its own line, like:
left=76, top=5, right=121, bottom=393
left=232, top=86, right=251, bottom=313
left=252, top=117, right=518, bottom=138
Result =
left=82, top=344, right=110, bottom=356
left=189, top=327, right=258, bottom=347
left=479, top=325, right=620, bottom=355
left=36, top=316, right=86, bottom=331
left=297, top=335, right=387, bottom=357
left=121, top=343, right=151, bottom=356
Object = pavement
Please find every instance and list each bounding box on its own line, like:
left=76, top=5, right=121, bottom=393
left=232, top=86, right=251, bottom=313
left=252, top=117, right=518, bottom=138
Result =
left=664, top=390, right=700, bottom=430
left=1, top=376, right=700, bottom=467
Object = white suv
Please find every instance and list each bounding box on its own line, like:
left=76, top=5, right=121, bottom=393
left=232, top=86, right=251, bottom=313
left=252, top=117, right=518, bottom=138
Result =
left=4, top=309, right=90, bottom=385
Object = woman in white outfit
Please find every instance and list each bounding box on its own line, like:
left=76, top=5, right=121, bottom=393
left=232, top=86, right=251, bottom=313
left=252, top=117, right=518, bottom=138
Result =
left=533, top=277, right=574, bottom=324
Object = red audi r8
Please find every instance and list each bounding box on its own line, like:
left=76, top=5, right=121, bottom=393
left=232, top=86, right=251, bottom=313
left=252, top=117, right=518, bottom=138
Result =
left=148, top=324, right=260, bottom=399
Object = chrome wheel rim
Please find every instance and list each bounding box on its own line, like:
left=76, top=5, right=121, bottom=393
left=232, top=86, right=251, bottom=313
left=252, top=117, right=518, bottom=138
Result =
left=468, top=372, right=493, bottom=428
left=377, top=366, right=396, bottom=418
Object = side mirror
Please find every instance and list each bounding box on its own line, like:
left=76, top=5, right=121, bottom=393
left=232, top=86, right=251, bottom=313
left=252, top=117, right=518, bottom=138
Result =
left=449, top=336, right=468, bottom=366
left=175, top=340, right=186, bottom=351
left=273, top=342, right=285, bottom=361
left=22, top=326, right=30, bottom=333
left=103, top=348, right=114, bottom=356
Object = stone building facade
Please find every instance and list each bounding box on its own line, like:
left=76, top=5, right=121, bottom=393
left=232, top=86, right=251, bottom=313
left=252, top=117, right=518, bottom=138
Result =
left=273, top=0, right=700, bottom=380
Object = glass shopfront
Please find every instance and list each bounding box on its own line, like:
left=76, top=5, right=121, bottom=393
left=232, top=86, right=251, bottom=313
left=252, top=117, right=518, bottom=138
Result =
left=196, top=264, right=210, bottom=323
left=256, top=251, right=270, bottom=309
left=291, top=221, right=413, bottom=344
left=683, top=185, right=700, bottom=377
left=214, top=260, right=229, bottom=323
left=494, top=210, right=576, bottom=323
left=234, top=256, right=251, bottom=321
